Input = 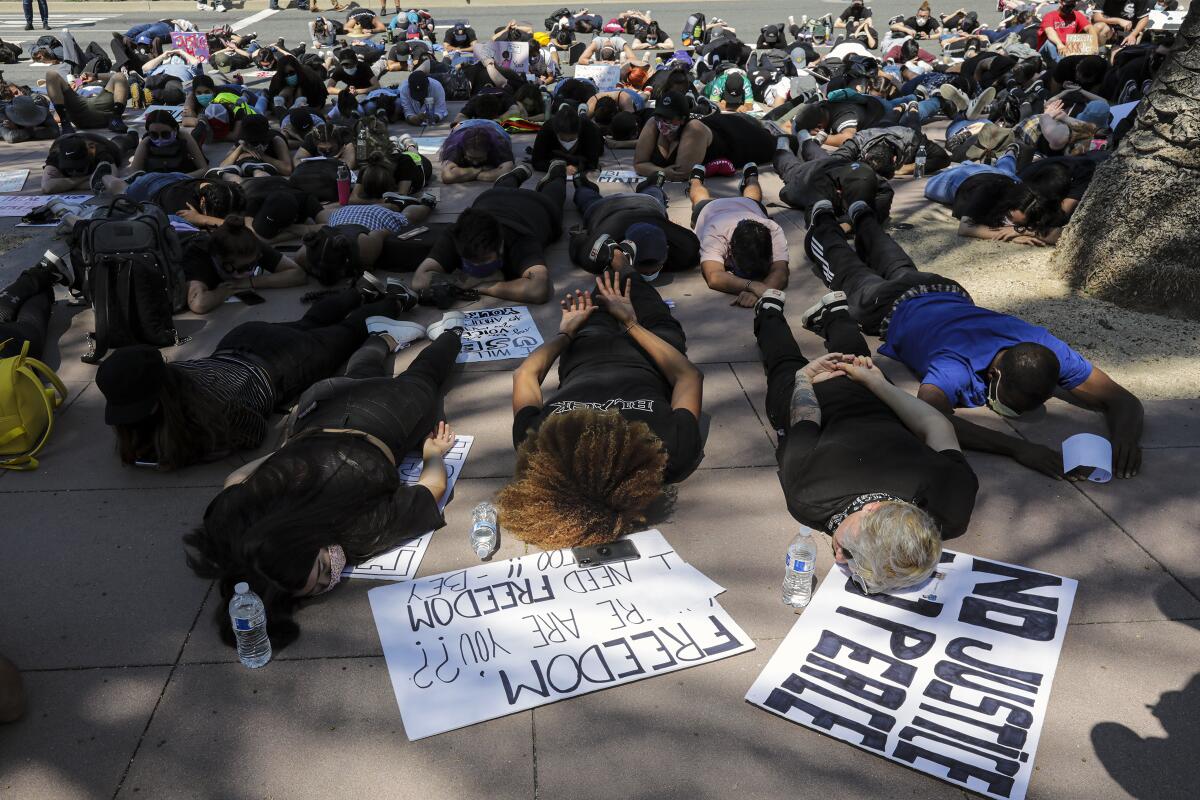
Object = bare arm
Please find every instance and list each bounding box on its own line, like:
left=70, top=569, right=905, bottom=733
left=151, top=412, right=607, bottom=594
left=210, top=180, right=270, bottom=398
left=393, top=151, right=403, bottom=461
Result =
left=846, top=363, right=959, bottom=451
left=412, top=257, right=446, bottom=290
left=478, top=265, right=552, bottom=304
left=1068, top=366, right=1143, bottom=477
left=187, top=280, right=234, bottom=314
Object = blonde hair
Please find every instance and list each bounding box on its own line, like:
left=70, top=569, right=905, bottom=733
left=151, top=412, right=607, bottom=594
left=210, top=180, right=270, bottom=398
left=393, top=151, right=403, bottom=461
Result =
left=495, top=409, right=668, bottom=550
left=918, top=1, right=932, bottom=11
left=847, top=501, right=942, bottom=593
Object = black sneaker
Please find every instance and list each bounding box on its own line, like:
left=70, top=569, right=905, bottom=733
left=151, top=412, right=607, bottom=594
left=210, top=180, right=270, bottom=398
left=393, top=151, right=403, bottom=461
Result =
left=108, top=116, right=128, bottom=134
left=635, top=171, right=665, bottom=193
left=753, top=288, right=786, bottom=317
left=385, top=278, right=419, bottom=311
left=688, top=163, right=707, bottom=183
left=381, top=192, right=419, bottom=207
left=800, top=291, right=849, bottom=335
left=846, top=200, right=875, bottom=227
left=494, top=162, right=533, bottom=187
left=356, top=271, right=388, bottom=301
left=574, top=170, right=600, bottom=193
left=587, top=233, right=618, bottom=271
left=738, top=163, right=759, bottom=194
left=89, top=161, right=116, bottom=193
left=238, top=161, right=278, bottom=176
left=537, top=159, right=568, bottom=191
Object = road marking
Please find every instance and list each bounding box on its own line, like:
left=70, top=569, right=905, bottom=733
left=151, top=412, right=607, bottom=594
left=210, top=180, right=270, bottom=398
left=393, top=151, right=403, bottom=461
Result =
left=231, top=7, right=279, bottom=33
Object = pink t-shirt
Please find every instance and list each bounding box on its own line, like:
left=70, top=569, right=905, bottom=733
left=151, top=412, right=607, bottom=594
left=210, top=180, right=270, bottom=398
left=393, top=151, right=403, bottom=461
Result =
left=696, top=197, right=789, bottom=269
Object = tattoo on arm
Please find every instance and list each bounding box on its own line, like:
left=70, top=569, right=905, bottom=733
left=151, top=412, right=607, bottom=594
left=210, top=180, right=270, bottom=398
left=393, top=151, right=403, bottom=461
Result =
left=789, top=370, right=821, bottom=428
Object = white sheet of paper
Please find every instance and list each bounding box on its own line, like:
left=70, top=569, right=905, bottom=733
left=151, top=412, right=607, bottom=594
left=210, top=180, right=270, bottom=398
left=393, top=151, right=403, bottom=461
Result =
left=343, top=435, right=474, bottom=581
left=598, top=169, right=640, bottom=183
left=1062, top=432, right=1112, bottom=482
left=746, top=550, right=1077, bottom=800
left=457, top=306, right=544, bottom=363
left=0, top=169, right=30, bottom=193
left=573, top=63, right=621, bottom=91
left=370, top=529, right=751, bottom=739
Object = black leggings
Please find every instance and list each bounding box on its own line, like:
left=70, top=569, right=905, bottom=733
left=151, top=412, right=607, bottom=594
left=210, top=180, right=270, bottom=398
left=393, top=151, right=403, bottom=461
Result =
left=804, top=212, right=955, bottom=334
left=493, top=168, right=567, bottom=222
left=0, top=267, right=55, bottom=360
left=290, top=330, right=461, bottom=455
left=216, top=288, right=399, bottom=406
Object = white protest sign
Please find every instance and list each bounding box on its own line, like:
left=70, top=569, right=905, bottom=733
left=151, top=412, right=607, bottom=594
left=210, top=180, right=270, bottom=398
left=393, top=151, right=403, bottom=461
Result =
left=1062, top=433, right=1112, bottom=483
left=746, top=550, right=1077, bottom=800
left=344, top=435, right=474, bottom=581
left=135, top=105, right=185, bottom=124
left=573, top=63, right=621, bottom=91
left=474, top=41, right=529, bottom=72
left=458, top=306, right=544, bottom=363
left=369, top=529, right=754, bottom=739
left=0, top=169, right=30, bottom=192
left=598, top=169, right=640, bottom=184
left=0, top=194, right=91, bottom=217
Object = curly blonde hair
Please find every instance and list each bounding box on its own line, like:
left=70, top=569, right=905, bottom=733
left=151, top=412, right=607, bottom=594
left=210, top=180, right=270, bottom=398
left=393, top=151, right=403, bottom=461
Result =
left=496, top=409, right=668, bottom=549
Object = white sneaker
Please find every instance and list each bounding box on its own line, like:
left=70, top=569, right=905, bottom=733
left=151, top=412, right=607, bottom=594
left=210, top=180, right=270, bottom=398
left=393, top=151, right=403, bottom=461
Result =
left=366, top=316, right=427, bottom=351
left=426, top=311, right=467, bottom=340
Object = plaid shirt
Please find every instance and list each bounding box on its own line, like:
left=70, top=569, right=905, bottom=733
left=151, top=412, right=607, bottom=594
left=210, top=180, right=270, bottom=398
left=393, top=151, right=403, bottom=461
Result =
left=327, top=204, right=410, bottom=234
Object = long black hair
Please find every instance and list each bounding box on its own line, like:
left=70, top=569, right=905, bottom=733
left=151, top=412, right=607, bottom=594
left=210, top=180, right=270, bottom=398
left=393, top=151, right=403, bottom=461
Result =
left=114, top=367, right=239, bottom=469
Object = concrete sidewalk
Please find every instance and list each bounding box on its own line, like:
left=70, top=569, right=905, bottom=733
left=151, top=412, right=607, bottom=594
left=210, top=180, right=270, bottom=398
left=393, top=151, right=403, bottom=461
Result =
left=0, top=111, right=1198, bottom=800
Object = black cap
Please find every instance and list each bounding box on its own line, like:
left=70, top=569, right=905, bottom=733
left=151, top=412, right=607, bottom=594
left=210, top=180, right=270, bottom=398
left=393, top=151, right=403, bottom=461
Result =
left=287, top=107, right=318, bottom=136
left=253, top=192, right=300, bottom=239
left=96, top=345, right=167, bottom=425
left=56, top=134, right=91, bottom=175
left=408, top=70, right=430, bottom=102
left=654, top=90, right=689, bottom=120
left=722, top=73, right=746, bottom=104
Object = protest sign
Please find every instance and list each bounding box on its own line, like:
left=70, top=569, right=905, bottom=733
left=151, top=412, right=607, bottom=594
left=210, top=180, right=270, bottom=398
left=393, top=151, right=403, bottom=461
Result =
left=411, top=136, right=445, bottom=156
left=0, top=169, right=29, bottom=192
left=598, top=169, right=640, bottom=184
left=135, top=105, right=184, bottom=124
left=370, top=529, right=755, bottom=739
left=573, top=63, right=621, bottom=91
left=0, top=195, right=90, bottom=217
left=344, top=435, right=474, bottom=582
left=458, top=306, right=544, bottom=363
left=474, top=41, right=529, bottom=72
left=1060, top=33, right=1098, bottom=56
left=170, top=31, right=210, bottom=60
left=746, top=549, right=1076, bottom=800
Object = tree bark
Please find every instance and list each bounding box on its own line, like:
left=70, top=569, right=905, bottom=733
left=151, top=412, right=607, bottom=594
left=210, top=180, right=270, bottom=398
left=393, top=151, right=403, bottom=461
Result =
left=1055, top=5, right=1200, bottom=318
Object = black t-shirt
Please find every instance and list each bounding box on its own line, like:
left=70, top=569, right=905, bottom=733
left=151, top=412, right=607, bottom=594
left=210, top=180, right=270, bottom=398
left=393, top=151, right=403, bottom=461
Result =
left=426, top=188, right=560, bottom=279
left=513, top=371, right=703, bottom=483
left=840, top=5, right=873, bottom=23
left=346, top=8, right=377, bottom=26
left=777, top=378, right=979, bottom=538
left=530, top=118, right=604, bottom=171
left=181, top=232, right=284, bottom=289
left=1101, top=0, right=1150, bottom=23
left=241, top=176, right=324, bottom=221
left=45, top=132, right=121, bottom=175
left=1019, top=153, right=1106, bottom=201
left=329, top=65, right=374, bottom=89
left=445, top=25, right=476, bottom=47
left=461, top=89, right=515, bottom=119
left=905, top=15, right=937, bottom=32
left=154, top=177, right=203, bottom=214
left=951, top=172, right=1019, bottom=222
left=828, top=102, right=866, bottom=134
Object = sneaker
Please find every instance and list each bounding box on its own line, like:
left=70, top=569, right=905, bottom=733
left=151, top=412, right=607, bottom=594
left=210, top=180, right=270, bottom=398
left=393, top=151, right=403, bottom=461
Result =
left=738, top=163, right=759, bottom=194
left=537, top=159, right=568, bottom=191
left=426, top=310, right=468, bottom=340
left=396, top=133, right=416, bottom=152
left=494, top=162, right=533, bottom=187
left=574, top=170, right=600, bottom=194
left=59, top=121, right=76, bottom=135
left=800, top=291, right=849, bottom=334
left=385, top=278, right=419, bottom=310
left=688, top=163, right=706, bottom=183
left=635, top=171, right=665, bottom=193
left=23, top=23, right=32, bottom=31
left=587, top=233, right=618, bottom=270
left=38, top=250, right=75, bottom=288
left=239, top=161, right=278, bottom=176
left=966, top=86, right=997, bottom=120
left=108, top=117, right=127, bottom=134
left=753, top=288, right=786, bottom=317
left=89, top=161, right=115, bottom=193
left=356, top=271, right=388, bottom=300
left=576, top=102, right=589, bottom=118
left=381, top=192, right=419, bottom=207
left=938, top=83, right=969, bottom=114
left=366, top=316, right=427, bottom=350
left=205, top=166, right=242, bottom=179
left=846, top=200, right=875, bottom=226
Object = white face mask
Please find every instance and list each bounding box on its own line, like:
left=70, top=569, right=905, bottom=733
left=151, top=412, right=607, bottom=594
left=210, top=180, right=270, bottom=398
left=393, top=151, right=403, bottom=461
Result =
left=556, top=136, right=577, bottom=150
left=342, top=65, right=358, bottom=76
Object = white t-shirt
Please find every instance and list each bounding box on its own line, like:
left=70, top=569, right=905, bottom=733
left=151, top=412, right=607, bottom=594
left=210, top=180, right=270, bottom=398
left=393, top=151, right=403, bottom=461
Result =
left=827, top=41, right=875, bottom=61
left=696, top=197, right=789, bottom=268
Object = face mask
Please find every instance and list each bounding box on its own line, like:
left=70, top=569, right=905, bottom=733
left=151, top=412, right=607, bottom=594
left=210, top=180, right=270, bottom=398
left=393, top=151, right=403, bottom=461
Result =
left=286, top=74, right=300, bottom=86
left=149, top=132, right=177, bottom=146
left=343, top=65, right=358, bottom=76
left=556, top=136, right=577, bottom=150
left=639, top=266, right=662, bottom=282
left=195, top=93, right=214, bottom=106
left=655, top=118, right=681, bottom=139
left=460, top=255, right=503, bottom=277
left=986, top=370, right=1022, bottom=418
left=312, top=544, right=347, bottom=596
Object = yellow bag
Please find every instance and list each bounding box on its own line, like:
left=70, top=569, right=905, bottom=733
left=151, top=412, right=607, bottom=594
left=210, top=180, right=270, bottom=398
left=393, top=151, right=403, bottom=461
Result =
left=0, top=339, right=67, bottom=470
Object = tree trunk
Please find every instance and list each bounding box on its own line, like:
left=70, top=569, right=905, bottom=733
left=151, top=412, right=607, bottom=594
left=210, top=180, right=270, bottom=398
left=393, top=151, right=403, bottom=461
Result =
left=1055, top=5, right=1200, bottom=318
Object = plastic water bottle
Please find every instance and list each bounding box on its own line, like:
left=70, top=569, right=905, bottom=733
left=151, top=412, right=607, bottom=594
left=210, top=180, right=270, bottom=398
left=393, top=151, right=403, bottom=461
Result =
left=228, top=582, right=272, bottom=668
left=914, top=145, right=928, bottom=179
left=782, top=528, right=817, bottom=608
left=470, top=502, right=499, bottom=559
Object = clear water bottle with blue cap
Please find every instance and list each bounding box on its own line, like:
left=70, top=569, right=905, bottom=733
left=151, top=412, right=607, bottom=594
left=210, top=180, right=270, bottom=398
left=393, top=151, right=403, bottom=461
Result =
left=782, top=528, right=817, bottom=608
left=228, top=582, right=272, bottom=668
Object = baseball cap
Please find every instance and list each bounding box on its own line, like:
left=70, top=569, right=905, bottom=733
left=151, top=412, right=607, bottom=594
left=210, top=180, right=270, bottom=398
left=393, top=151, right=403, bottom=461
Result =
left=722, top=73, right=747, bottom=105
left=654, top=90, right=690, bottom=120
left=55, top=135, right=92, bottom=176
left=625, top=223, right=668, bottom=266
left=408, top=70, right=430, bottom=102
left=253, top=192, right=300, bottom=239
left=96, top=345, right=167, bottom=425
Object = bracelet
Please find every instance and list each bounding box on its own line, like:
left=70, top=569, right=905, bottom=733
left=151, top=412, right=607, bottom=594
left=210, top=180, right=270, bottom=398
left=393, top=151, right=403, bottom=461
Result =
left=624, top=321, right=640, bottom=334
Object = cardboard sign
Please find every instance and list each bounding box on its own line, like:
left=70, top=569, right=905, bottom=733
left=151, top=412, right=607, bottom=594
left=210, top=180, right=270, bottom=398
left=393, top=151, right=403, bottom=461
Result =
left=170, top=31, right=210, bottom=60
left=344, top=435, right=474, bottom=581
left=598, top=169, right=640, bottom=184
left=573, top=63, right=621, bottom=91
left=474, top=41, right=529, bottom=72
left=457, top=306, right=544, bottom=363
left=370, top=529, right=755, bottom=739
left=1060, top=33, right=1098, bottom=56
left=746, top=549, right=1077, bottom=800
left=0, top=194, right=91, bottom=217
left=0, top=169, right=30, bottom=193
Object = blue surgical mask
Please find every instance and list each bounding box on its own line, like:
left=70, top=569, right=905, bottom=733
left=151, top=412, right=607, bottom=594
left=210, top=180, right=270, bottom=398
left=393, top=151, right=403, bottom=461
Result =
left=149, top=132, right=177, bottom=146
left=195, top=93, right=214, bottom=106
left=343, top=65, right=359, bottom=76
left=286, top=74, right=300, bottom=87
left=460, top=255, right=503, bottom=278
left=640, top=267, right=662, bottom=282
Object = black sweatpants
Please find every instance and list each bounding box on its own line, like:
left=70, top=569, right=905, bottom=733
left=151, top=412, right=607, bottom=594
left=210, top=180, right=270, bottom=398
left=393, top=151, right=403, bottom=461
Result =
left=0, top=267, right=55, bottom=360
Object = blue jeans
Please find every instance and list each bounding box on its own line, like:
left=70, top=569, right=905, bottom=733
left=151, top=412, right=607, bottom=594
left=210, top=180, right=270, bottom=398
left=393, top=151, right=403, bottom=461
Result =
left=1076, top=99, right=1110, bottom=128
left=946, top=117, right=987, bottom=140
left=573, top=182, right=666, bottom=217
left=23, top=0, right=47, bottom=24
left=924, top=153, right=1018, bottom=204
left=127, top=172, right=190, bottom=203
left=1039, top=40, right=1060, bottom=62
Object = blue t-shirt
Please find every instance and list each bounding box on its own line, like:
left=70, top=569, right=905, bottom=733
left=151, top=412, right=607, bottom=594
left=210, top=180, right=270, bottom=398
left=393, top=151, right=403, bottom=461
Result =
left=880, top=293, right=1093, bottom=408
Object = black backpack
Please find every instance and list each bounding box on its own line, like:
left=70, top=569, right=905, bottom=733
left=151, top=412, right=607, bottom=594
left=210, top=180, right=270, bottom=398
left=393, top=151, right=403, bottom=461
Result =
left=69, top=198, right=185, bottom=364
left=0, top=38, right=21, bottom=64
left=683, top=13, right=707, bottom=44
left=747, top=48, right=794, bottom=77
left=83, top=41, right=112, bottom=74
left=544, top=7, right=572, bottom=29
left=434, top=69, right=471, bottom=100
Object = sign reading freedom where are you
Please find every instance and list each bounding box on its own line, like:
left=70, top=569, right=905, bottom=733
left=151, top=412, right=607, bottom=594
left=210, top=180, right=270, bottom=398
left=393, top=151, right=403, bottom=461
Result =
left=746, top=549, right=1077, bottom=800
left=458, top=306, right=543, bottom=363
left=343, top=435, right=474, bottom=582
left=369, top=529, right=755, bottom=739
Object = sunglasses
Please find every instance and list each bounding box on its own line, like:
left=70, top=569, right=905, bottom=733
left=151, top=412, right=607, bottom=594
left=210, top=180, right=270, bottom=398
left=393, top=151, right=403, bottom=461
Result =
left=986, top=368, right=1022, bottom=418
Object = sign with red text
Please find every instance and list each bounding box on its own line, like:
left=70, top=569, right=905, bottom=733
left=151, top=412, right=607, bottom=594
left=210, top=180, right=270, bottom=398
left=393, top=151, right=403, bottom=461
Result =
left=170, top=31, right=210, bottom=60
left=746, top=551, right=1076, bottom=800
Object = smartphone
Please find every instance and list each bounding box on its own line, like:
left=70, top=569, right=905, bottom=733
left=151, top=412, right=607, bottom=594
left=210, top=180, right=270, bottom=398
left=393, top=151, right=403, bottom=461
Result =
left=133, top=460, right=160, bottom=468
left=397, top=225, right=429, bottom=240
left=571, top=539, right=641, bottom=567
left=234, top=290, right=266, bottom=305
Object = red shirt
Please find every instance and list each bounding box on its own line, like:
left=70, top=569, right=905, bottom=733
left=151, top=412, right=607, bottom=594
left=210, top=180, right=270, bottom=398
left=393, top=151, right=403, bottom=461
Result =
left=1038, top=9, right=1089, bottom=48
